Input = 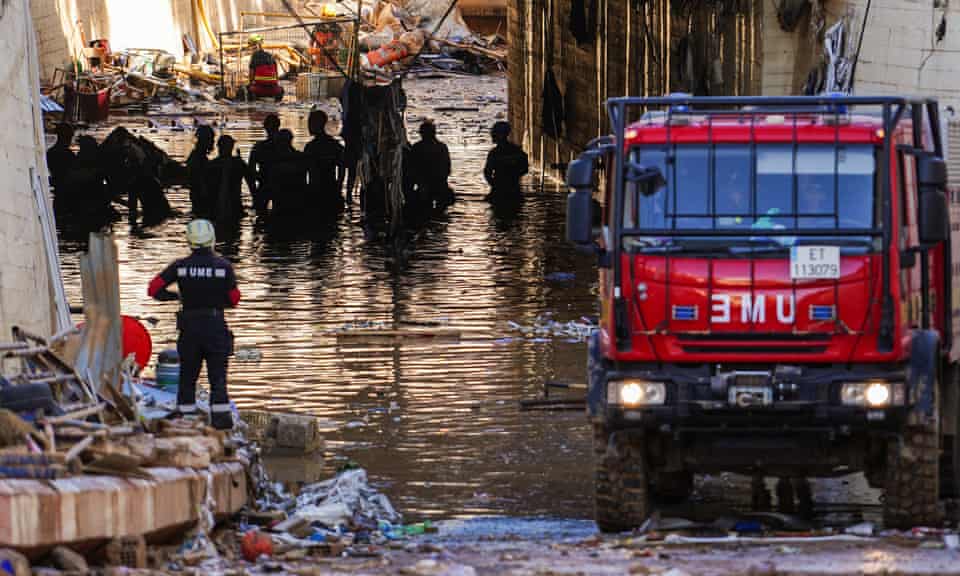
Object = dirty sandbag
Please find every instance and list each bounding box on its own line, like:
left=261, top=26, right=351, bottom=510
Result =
left=399, top=30, right=428, bottom=55
left=294, top=468, right=401, bottom=529
left=374, top=2, right=414, bottom=32
left=362, top=28, right=396, bottom=51
left=402, top=0, right=475, bottom=41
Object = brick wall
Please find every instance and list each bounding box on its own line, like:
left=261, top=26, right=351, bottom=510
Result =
left=0, top=0, right=57, bottom=337
left=760, top=0, right=960, bottom=107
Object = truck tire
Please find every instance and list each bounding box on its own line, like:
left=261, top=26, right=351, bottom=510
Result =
left=940, top=364, right=960, bottom=499
left=883, top=425, right=941, bottom=528
left=594, top=424, right=651, bottom=533
left=651, top=471, right=694, bottom=504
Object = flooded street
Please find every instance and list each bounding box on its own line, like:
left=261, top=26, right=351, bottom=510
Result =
left=58, top=74, right=598, bottom=521
left=51, top=74, right=960, bottom=574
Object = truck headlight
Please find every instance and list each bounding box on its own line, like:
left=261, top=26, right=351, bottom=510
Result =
left=608, top=380, right=666, bottom=407
left=841, top=382, right=904, bottom=407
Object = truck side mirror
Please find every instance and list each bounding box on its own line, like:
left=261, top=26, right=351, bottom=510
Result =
left=566, top=158, right=595, bottom=245
left=917, top=155, right=949, bottom=244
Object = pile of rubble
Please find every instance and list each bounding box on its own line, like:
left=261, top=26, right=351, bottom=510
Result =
left=359, top=0, right=506, bottom=74
left=41, top=0, right=505, bottom=122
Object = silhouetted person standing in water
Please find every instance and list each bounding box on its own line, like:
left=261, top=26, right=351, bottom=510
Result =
left=269, top=129, right=307, bottom=221
left=483, top=121, right=528, bottom=205
left=207, top=135, right=255, bottom=223
left=187, top=125, right=215, bottom=218
left=74, top=135, right=112, bottom=220
left=304, top=110, right=345, bottom=220
left=409, top=119, right=453, bottom=215
left=47, top=123, right=77, bottom=203
left=249, top=114, right=280, bottom=212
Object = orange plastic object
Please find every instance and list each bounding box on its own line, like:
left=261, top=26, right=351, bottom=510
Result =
left=241, top=531, right=274, bottom=562
left=367, top=41, right=408, bottom=67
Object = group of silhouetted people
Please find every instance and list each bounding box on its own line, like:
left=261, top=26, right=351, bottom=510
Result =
left=47, top=123, right=181, bottom=227
left=48, top=112, right=530, bottom=233
left=228, top=112, right=346, bottom=224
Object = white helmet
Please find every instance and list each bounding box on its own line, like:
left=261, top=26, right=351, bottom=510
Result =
left=186, top=219, right=215, bottom=248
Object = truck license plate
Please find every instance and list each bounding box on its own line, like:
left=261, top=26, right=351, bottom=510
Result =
left=791, top=246, right=840, bottom=280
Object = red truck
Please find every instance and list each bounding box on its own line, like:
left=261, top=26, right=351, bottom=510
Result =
left=565, top=95, right=958, bottom=531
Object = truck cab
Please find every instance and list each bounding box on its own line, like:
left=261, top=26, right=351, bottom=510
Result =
left=566, top=95, right=958, bottom=531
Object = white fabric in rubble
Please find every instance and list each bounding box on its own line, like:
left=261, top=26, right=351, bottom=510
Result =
left=400, top=0, right=474, bottom=41
left=293, top=468, right=401, bottom=528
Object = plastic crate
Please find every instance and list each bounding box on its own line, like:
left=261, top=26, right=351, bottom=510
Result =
left=296, top=73, right=347, bottom=101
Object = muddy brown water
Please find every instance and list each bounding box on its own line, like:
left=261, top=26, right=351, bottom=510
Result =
left=55, top=75, right=881, bottom=527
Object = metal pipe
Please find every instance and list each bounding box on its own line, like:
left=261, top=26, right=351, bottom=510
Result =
left=878, top=103, right=893, bottom=352
left=849, top=0, right=874, bottom=90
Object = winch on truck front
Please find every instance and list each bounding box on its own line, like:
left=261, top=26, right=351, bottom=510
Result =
left=566, top=94, right=960, bottom=532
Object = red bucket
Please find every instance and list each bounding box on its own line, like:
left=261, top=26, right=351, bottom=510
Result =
left=64, top=85, right=111, bottom=123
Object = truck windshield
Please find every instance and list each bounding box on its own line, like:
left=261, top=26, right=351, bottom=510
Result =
left=622, top=143, right=879, bottom=251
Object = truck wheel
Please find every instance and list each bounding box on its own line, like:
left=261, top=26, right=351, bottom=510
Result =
left=651, top=471, right=694, bottom=504
left=594, top=424, right=650, bottom=533
left=775, top=477, right=795, bottom=514
left=939, top=365, right=960, bottom=499
left=883, top=425, right=941, bottom=528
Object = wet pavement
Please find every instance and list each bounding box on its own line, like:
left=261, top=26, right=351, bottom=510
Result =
left=56, top=75, right=908, bottom=549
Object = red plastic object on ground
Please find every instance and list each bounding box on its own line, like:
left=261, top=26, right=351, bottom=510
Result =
left=78, top=315, right=152, bottom=370
left=241, top=531, right=273, bottom=562
left=122, top=316, right=152, bottom=370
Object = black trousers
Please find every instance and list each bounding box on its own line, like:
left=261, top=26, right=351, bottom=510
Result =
left=177, top=315, right=233, bottom=427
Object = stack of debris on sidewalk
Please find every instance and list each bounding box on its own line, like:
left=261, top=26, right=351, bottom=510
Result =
left=0, top=232, right=436, bottom=573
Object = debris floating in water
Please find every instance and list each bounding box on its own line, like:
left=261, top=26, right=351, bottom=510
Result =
left=235, top=347, right=263, bottom=361
left=507, top=314, right=597, bottom=342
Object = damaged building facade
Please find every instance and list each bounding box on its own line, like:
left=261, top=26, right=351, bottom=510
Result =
left=509, top=0, right=960, bottom=169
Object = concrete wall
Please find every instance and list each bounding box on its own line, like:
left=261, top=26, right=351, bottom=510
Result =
left=29, top=0, right=302, bottom=82
left=761, top=0, right=960, bottom=107
left=0, top=0, right=58, bottom=337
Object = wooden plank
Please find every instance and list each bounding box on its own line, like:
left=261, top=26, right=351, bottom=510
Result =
left=74, top=235, right=123, bottom=399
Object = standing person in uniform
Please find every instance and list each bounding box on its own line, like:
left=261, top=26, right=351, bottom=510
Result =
left=409, top=119, right=453, bottom=213
left=246, top=34, right=284, bottom=102
left=483, top=121, right=529, bottom=204
left=186, top=125, right=215, bottom=218
left=249, top=114, right=280, bottom=212
left=304, top=109, right=345, bottom=219
left=147, top=219, right=240, bottom=429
